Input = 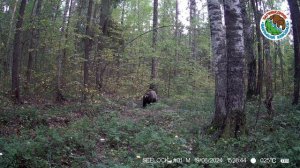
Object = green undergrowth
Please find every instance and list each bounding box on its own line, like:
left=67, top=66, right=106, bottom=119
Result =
left=0, top=95, right=299, bottom=167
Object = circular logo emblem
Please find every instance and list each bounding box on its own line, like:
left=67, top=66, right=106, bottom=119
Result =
left=260, top=10, right=291, bottom=41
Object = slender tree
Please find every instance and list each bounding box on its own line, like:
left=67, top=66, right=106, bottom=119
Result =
left=11, top=0, right=27, bottom=104
left=96, top=0, right=113, bottom=89
left=276, top=42, right=285, bottom=93
left=83, top=0, right=94, bottom=101
left=263, top=38, right=274, bottom=116
left=241, top=0, right=256, bottom=99
left=189, top=0, right=196, bottom=60
left=56, top=0, right=70, bottom=102
left=63, top=0, right=74, bottom=69
left=151, top=0, right=158, bottom=91
left=207, top=0, right=227, bottom=131
left=4, top=0, right=18, bottom=77
left=251, top=0, right=263, bottom=96
left=287, top=0, right=300, bottom=105
left=274, top=43, right=278, bottom=92
left=26, top=0, right=43, bottom=87
left=222, top=0, right=246, bottom=138
left=174, top=0, right=179, bottom=76
left=100, top=0, right=111, bottom=35
left=74, top=0, right=85, bottom=52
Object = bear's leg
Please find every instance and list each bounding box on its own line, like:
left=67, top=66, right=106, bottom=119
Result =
left=143, top=97, right=147, bottom=108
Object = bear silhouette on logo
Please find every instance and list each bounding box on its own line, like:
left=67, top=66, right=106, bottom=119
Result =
left=269, top=14, right=285, bottom=30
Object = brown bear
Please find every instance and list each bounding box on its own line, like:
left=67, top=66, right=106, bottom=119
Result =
left=142, top=89, right=157, bottom=108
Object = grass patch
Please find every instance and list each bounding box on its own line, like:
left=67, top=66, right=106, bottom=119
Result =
left=0, top=95, right=299, bottom=167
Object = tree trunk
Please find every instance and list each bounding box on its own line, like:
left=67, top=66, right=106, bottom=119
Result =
left=26, top=0, right=43, bottom=88
left=189, top=0, right=196, bottom=60
left=26, top=0, right=37, bottom=85
left=100, top=0, right=111, bottom=36
left=263, top=38, right=274, bottom=116
left=222, top=0, right=246, bottom=138
left=121, top=1, right=125, bottom=26
left=11, top=0, right=27, bottom=104
left=52, top=3, right=60, bottom=22
left=62, top=0, right=74, bottom=71
left=207, top=0, right=227, bottom=132
left=95, top=0, right=113, bottom=90
left=287, top=0, right=300, bottom=105
left=95, top=59, right=101, bottom=90
left=174, top=0, right=179, bottom=76
left=251, top=0, right=263, bottom=96
left=75, top=0, right=84, bottom=52
left=4, top=0, right=18, bottom=77
left=56, top=0, right=70, bottom=102
left=83, top=0, right=94, bottom=101
left=276, top=42, right=285, bottom=93
left=241, top=0, right=256, bottom=99
left=151, top=0, right=158, bottom=92
left=274, top=43, right=277, bottom=92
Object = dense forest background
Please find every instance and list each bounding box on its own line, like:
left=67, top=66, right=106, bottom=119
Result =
left=1, top=0, right=214, bottom=103
left=0, top=0, right=300, bottom=167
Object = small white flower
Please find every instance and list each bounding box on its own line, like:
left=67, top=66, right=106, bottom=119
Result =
left=0, top=153, right=3, bottom=156
left=136, top=155, right=141, bottom=159
left=175, top=135, right=178, bottom=138
left=100, top=138, right=105, bottom=142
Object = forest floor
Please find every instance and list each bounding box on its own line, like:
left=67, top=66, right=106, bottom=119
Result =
left=0, top=94, right=300, bottom=167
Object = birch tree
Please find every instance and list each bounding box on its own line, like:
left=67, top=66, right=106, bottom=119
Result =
left=222, top=0, right=246, bottom=138
left=207, top=0, right=227, bottom=131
